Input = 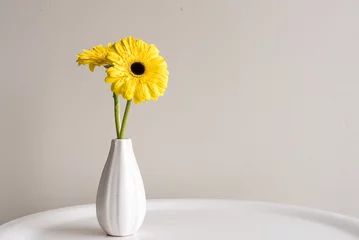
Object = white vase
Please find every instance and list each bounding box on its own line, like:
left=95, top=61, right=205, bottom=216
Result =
left=96, top=139, right=146, bottom=237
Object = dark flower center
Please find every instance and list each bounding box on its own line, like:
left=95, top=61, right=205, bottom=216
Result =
left=130, top=62, right=145, bottom=75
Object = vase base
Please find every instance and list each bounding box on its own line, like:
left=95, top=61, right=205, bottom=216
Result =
left=106, top=233, right=134, bottom=237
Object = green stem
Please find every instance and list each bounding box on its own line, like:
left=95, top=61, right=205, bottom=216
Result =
left=119, top=99, right=132, bottom=139
left=113, top=93, right=121, bottom=139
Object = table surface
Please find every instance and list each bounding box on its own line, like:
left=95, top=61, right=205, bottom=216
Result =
left=1, top=199, right=359, bottom=240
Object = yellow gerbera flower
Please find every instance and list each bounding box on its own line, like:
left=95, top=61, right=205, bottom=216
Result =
left=77, top=43, right=113, bottom=72
left=105, top=36, right=169, bottom=104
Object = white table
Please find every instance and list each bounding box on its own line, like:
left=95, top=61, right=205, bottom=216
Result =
left=1, top=199, right=359, bottom=239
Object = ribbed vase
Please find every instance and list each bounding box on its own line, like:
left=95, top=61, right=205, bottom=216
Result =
left=96, top=139, right=146, bottom=237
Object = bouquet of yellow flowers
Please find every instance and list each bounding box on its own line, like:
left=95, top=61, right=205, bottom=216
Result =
left=77, top=36, right=169, bottom=138
left=76, top=36, right=169, bottom=237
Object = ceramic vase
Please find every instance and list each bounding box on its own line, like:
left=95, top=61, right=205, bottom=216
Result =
left=96, top=139, right=146, bottom=237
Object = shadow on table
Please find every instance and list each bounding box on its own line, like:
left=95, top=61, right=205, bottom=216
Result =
left=46, top=225, right=142, bottom=239
left=46, top=225, right=104, bottom=237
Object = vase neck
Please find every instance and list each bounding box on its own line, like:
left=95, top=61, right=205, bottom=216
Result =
left=111, top=139, right=133, bottom=150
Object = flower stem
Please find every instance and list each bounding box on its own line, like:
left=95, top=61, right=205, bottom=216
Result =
left=113, top=93, right=121, bottom=139
left=119, top=99, right=132, bottom=139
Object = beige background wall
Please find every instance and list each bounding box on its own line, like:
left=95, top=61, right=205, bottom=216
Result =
left=1, top=0, right=359, bottom=224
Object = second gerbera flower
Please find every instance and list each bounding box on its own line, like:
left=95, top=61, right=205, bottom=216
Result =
left=105, top=36, right=169, bottom=104
left=77, top=43, right=113, bottom=72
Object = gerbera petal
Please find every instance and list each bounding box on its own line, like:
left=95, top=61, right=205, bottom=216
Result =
left=119, top=78, right=137, bottom=100
left=105, top=76, right=119, bottom=84
left=121, top=37, right=132, bottom=55
left=147, top=83, right=160, bottom=100
left=106, top=66, right=121, bottom=77
left=147, top=44, right=160, bottom=56
left=153, top=76, right=168, bottom=91
left=89, top=63, right=95, bottom=72
left=141, top=83, right=152, bottom=101
left=154, top=70, right=169, bottom=80
left=136, top=39, right=147, bottom=52
left=107, top=51, right=124, bottom=65
left=111, top=80, right=124, bottom=92
left=114, top=42, right=123, bottom=55
left=150, top=56, right=166, bottom=64
left=133, top=86, right=142, bottom=104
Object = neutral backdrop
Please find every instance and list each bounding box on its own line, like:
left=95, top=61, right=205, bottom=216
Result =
left=1, top=0, right=359, bottom=225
